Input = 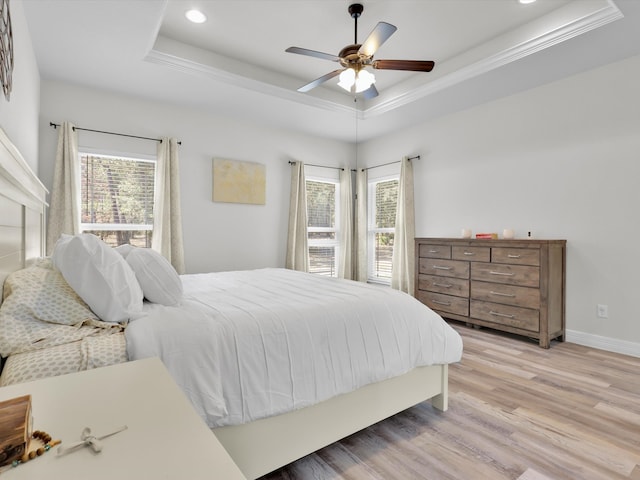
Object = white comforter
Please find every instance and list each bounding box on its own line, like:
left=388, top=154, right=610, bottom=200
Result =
left=125, top=268, right=462, bottom=427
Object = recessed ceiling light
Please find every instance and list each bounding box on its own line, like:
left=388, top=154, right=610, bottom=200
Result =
left=519, top=0, right=537, bottom=4
left=185, top=9, right=207, bottom=24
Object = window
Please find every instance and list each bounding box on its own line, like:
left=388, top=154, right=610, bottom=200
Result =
left=306, top=178, right=339, bottom=276
left=368, top=176, right=398, bottom=284
left=80, top=152, right=156, bottom=247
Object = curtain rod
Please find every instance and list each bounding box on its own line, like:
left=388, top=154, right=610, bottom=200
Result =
left=351, top=155, right=421, bottom=172
left=288, top=161, right=344, bottom=171
left=49, top=122, right=182, bottom=145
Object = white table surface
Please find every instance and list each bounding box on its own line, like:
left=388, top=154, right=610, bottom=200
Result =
left=0, top=357, right=246, bottom=479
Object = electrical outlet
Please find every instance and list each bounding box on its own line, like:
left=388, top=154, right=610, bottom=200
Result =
left=597, top=304, right=609, bottom=319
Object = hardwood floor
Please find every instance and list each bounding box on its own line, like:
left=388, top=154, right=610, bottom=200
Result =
left=260, top=322, right=640, bottom=480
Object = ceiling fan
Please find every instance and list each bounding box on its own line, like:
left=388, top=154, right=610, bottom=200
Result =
left=285, top=3, right=435, bottom=99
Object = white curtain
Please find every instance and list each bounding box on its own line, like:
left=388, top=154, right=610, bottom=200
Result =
left=46, top=122, right=80, bottom=254
left=285, top=161, right=308, bottom=272
left=391, top=157, right=416, bottom=294
left=152, top=137, right=186, bottom=274
left=354, top=168, right=368, bottom=282
left=338, top=168, right=353, bottom=279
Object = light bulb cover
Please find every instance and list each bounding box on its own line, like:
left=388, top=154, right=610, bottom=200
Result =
left=355, top=69, right=375, bottom=93
left=337, top=68, right=375, bottom=93
left=338, top=68, right=356, bottom=91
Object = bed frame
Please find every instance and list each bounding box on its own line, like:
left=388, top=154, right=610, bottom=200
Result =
left=215, top=364, right=448, bottom=479
left=0, top=127, right=450, bottom=480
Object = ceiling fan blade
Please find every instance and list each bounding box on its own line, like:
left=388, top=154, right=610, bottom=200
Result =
left=297, top=69, right=344, bottom=93
left=372, top=59, right=435, bottom=72
left=361, top=84, right=379, bottom=100
left=358, top=22, right=397, bottom=58
left=285, top=47, right=340, bottom=63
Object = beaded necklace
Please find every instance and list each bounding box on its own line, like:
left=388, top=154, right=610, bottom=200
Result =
left=0, top=430, right=60, bottom=473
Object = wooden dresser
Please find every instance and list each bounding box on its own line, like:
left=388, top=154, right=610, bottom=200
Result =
left=415, top=238, right=566, bottom=348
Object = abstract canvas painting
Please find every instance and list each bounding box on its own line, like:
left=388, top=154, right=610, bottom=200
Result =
left=212, top=158, right=266, bottom=205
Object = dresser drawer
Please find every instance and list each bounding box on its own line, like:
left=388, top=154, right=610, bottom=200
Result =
left=470, top=300, right=539, bottom=332
left=417, top=291, right=469, bottom=317
left=471, top=281, right=540, bottom=309
left=492, top=247, right=540, bottom=266
left=452, top=246, right=490, bottom=262
left=419, top=244, right=451, bottom=259
left=471, top=262, right=539, bottom=287
left=419, top=258, right=469, bottom=279
left=419, top=274, right=469, bottom=297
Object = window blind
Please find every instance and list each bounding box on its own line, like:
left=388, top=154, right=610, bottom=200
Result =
left=80, top=153, right=156, bottom=247
left=368, top=178, right=398, bottom=283
left=306, top=179, right=338, bottom=276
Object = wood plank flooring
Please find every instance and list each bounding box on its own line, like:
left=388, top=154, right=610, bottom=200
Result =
left=260, top=322, right=640, bottom=480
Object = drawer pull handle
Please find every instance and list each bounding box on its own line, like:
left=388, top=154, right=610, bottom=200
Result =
left=490, top=291, right=516, bottom=297
left=507, top=254, right=521, bottom=258
left=433, top=265, right=452, bottom=270
left=463, top=252, right=475, bottom=256
left=490, top=271, right=514, bottom=276
left=490, top=311, right=515, bottom=319
left=434, top=282, right=452, bottom=288
left=433, top=300, right=451, bottom=306
left=428, top=250, right=439, bottom=254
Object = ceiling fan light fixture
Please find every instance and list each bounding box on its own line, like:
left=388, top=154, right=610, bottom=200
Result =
left=338, top=68, right=356, bottom=91
left=355, top=69, right=375, bottom=93
left=286, top=3, right=432, bottom=98
left=338, top=68, right=375, bottom=93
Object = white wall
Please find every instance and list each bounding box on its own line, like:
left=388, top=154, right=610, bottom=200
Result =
left=360, top=53, right=640, bottom=353
left=35, top=50, right=640, bottom=353
left=0, top=0, right=40, bottom=169
left=38, top=80, right=354, bottom=273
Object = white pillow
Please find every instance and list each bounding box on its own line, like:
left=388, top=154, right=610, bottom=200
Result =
left=52, top=234, right=144, bottom=323
left=114, top=243, right=134, bottom=259
left=125, top=248, right=183, bottom=306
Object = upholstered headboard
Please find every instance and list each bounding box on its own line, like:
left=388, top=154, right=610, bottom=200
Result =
left=0, top=128, right=48, bottom=303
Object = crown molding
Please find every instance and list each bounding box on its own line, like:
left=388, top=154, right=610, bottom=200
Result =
left=144, top=42, right=357, bottom=117
left=145, top=0, right=622, bottom=120
left=365, top=0, right=623, bottom=119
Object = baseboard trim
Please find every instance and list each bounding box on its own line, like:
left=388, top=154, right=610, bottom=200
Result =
left=566, top=329, right=640, bottom=358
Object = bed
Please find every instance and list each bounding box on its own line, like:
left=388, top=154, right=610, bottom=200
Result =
left=0, top=127, right=463, bottom=479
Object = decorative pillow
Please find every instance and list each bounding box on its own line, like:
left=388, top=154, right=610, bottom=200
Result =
left=52, top=234, right=144, bottom=323
left=125, top=248, right=183, bottom=306
left=0, top=258, right=122, bottom=357
left=0, top=257, right=97, bottom=325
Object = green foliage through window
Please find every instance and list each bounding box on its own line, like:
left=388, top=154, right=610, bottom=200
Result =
left=369, top=178, right=398, bottom=283
left=80, top=154, right=156, bottom=247
left=306, top=179, right=338, bottom=277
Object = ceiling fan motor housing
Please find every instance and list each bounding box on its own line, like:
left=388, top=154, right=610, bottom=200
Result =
left=339, top=44, right=367, bottom=70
